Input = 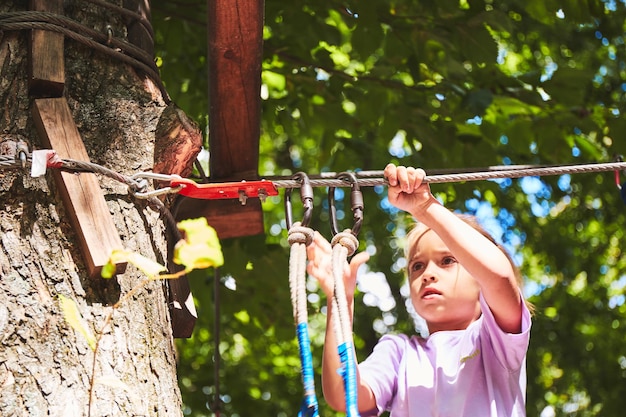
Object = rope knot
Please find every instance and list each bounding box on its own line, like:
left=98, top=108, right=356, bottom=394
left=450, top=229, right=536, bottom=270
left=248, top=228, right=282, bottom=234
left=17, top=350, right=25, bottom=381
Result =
left=331, top=230, right=359, bottom=256
left=288, top=222, right=314, bottom=246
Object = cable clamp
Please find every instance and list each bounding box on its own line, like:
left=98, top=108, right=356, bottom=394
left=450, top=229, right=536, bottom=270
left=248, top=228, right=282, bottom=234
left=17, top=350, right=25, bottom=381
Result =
left=130, top=173, right=279, bottom=203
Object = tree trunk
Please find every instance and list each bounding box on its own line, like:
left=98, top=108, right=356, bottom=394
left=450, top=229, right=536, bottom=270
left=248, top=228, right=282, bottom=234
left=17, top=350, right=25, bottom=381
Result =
left=0, top=2, right=192, bottom=415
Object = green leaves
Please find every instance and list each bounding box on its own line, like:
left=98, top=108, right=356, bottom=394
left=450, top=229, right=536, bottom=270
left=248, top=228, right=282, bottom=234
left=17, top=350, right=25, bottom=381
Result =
left=542, top=67, right=594, bottom=105
left=101, top=218, right=223, bottom=279
left=153, top=1, right=626, bottom=416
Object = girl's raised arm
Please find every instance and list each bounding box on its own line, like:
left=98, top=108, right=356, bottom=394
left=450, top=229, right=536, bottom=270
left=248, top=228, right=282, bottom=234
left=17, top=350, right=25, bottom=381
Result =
left=384, top=164, right=523, bottom=333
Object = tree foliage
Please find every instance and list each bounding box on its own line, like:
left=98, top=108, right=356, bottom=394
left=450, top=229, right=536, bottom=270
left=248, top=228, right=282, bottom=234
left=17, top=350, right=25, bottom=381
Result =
left=153, top=1, right=626, bottom=416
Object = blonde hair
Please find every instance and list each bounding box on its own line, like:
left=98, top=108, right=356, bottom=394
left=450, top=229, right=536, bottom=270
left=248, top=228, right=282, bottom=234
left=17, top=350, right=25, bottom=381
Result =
left=404, top=213, right=534, bottom=314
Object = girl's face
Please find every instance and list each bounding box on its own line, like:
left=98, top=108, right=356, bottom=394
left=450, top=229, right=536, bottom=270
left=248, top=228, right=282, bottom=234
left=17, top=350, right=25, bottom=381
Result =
left=408, top=229, right=481, bottom=334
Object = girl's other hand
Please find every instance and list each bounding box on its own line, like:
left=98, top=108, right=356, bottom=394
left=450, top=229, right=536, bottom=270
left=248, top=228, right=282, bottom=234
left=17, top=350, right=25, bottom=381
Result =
left=306, top=231, right=369, bottom=301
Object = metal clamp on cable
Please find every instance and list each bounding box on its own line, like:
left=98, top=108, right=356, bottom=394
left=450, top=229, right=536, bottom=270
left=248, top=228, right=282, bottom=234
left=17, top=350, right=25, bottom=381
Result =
left=16, top=141, right=29, bottom=169
left=328, top=172, right=363, bottom=237
left=285, top=172, right=314, bottom=229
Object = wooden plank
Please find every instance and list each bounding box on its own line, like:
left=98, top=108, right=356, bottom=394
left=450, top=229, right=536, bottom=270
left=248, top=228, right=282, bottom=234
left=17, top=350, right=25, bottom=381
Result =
left=207, top=0, right=263, bottom=179
left=167, top=256, right=197, bottom=339
left=28, top=0, right=65, bottom=97
left=204, top=0, right=265, bottom=238
left=31, top=98, right=126, bottom=278
left=175, top=198, right=264, bottom=240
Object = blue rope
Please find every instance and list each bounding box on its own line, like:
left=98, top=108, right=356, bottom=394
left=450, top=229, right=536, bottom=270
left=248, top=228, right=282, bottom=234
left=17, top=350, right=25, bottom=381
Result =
left=296, top=322, right=319, bottom=417
left=338, top=342, right=360, bottom=417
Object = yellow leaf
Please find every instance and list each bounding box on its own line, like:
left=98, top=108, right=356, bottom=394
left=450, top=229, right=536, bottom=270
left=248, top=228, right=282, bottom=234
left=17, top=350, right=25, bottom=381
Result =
left=107, top=249, right=167, bottom=278
left=58, top=295, right=96, bottom=351
left=174, top=218, right=224, bottom=271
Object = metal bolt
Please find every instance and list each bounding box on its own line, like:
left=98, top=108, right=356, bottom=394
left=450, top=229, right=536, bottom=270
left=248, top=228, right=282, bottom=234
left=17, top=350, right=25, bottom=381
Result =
left=238, top=190, right=248, bottom=205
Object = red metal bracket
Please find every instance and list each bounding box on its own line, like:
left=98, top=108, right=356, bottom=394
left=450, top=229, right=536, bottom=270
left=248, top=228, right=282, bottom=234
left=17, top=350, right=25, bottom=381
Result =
left=170, top=177, right=278, bottom=201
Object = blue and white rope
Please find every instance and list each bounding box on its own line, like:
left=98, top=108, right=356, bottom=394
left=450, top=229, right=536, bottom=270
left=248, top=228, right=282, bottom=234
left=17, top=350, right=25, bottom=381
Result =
left=287, top=223, right=319, bottom=417
left=330, top=231, right=360, bottom=417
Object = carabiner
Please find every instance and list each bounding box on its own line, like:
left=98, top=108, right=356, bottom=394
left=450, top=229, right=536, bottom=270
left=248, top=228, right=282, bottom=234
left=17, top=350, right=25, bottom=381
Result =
left=285, top=172, right=314, bottom=229
left=328, top=172, right=363, bottom=237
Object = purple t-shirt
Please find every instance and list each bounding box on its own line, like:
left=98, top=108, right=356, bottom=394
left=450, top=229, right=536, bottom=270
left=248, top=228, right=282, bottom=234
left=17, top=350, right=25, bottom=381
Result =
left=359, top=293, right=531, bottom=417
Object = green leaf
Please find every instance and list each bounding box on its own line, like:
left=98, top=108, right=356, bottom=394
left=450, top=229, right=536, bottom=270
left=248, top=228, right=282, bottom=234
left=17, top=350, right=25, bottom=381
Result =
left=457, top=20, right=497, bottom=63
left=58, top=295, right=96, bottom=351
left=100, top=261, right=117, bottom=279
left=174, top=218, right=224, bottom=271
left=462, top=89, right=493, bottom=116
left=542, top=68, right=593, bottom=106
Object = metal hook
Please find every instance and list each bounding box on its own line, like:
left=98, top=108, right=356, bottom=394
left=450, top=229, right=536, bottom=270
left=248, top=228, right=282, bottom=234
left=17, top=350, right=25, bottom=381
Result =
left=106, top=25, right=114, bottom=46
left=285, top=172, right=314, bottom=229
left=328, top=172, right=363, bottom=237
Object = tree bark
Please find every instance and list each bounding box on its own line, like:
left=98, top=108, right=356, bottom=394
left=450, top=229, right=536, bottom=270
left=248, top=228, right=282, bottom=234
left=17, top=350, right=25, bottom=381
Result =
left=0, top=1, right=191, bottom=415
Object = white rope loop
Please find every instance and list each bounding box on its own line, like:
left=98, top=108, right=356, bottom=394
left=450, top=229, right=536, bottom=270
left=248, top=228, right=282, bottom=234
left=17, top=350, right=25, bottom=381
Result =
left=330, top=230, right=359, bottom=342
left=330, top=230, right=359, bottom=257
left=287, top=223, right=315, bottom=247
left=288, top=222, right=314, bottom=324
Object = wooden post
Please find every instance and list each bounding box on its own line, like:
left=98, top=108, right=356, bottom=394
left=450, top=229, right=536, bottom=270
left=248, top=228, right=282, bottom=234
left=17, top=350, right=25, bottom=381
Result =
left=32, top=98, right=127, bottom=278
left=28, top=0, right=65, bottom=97
left=207, top=0, right=263, bottom=179
left=175, top=0, right=266, bottom=239
left=167, top=246, right=197, bottom=338
left=25, top=2, right=196, bottom=336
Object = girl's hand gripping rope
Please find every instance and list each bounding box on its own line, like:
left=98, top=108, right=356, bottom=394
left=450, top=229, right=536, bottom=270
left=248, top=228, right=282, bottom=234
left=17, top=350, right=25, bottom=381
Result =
left=306, top=231, right=369, bottom=301
left=384, top=164, right=440, bottom=217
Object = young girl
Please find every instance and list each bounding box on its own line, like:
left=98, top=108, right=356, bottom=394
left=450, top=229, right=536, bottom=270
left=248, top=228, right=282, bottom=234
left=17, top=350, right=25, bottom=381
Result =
left=307, top=164, right=532, bottom=417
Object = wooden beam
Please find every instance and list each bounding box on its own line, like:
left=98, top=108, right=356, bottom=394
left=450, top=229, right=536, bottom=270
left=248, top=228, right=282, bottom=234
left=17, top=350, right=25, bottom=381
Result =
left=207, top=0, right=264, bottom=179
left=176, top=198, right=264, bottom=240
left=187, top=0, right=265, bottom=238
left=31, top=98, right=126, bottom=278
left=167, top=249, right=197, bottom=338
left=28, top=0, right=65, bottom=97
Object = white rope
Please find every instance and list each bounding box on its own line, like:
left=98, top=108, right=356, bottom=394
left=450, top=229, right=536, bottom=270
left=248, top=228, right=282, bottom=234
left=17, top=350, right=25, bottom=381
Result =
left=331, top=236, right=356, bottom=345
left=287, top=223, right=319, bottom=417
left=330, top=230, right=360, bottom=417
left=287, top=223, right=314, bottom=324
left=330, top=230, right=359, bottom=349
